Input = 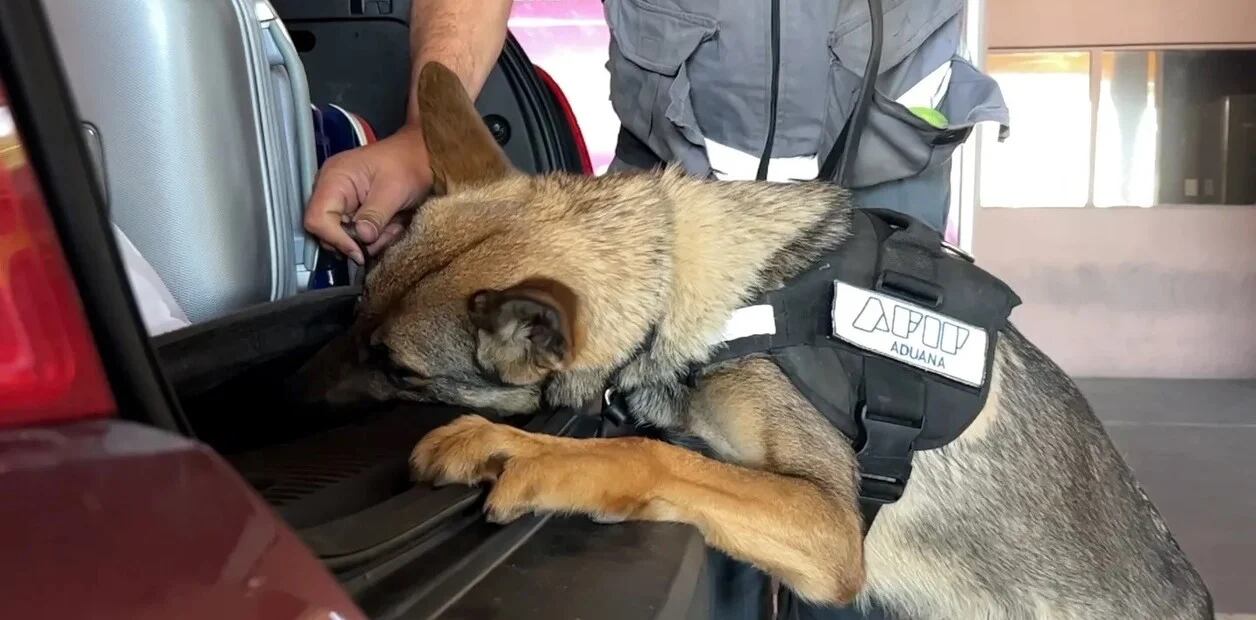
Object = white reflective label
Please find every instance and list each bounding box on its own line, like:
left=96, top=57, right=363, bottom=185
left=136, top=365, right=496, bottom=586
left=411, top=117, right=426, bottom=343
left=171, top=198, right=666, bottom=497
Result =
left=830, top=281, right=988, bottom=387
left=711, top=304, right=776, bottom=345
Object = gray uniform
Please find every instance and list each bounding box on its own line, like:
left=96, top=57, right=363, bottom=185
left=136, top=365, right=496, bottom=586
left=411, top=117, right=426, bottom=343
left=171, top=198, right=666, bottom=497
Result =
left=603, top=0, right=1009, bottom=231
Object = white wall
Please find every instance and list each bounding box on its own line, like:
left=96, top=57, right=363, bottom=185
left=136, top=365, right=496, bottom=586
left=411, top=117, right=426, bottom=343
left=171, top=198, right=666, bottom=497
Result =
left=988, top=0, right=1256, bottom=50
left=977, top=0, right=1256, bottom=379
left=976, top=207, right=1256, bottom=378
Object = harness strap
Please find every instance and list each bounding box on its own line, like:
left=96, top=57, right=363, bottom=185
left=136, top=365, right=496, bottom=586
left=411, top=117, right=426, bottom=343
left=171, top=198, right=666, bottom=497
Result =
left=856, top=357, right=926, bottom=529
left=855, top=210, right=934, bottom=529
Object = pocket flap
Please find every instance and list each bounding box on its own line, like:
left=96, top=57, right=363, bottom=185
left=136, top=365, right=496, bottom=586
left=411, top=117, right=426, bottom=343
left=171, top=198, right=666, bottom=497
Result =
left=605, top=0, right=717, bottom=76
left=939, top=57, right=1010, bottom=139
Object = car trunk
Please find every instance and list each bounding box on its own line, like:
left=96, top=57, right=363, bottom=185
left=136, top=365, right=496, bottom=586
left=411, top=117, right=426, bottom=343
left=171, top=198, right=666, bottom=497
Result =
left=141, top=5, right=715, bottom=618
left=152, top=286, right=623, bottom=618
left=150, top=287, right=716, bottom=620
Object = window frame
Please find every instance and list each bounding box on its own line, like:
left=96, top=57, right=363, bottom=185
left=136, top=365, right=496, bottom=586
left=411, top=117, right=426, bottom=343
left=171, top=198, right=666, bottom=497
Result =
left=983, top=43, right=1256, bottom=209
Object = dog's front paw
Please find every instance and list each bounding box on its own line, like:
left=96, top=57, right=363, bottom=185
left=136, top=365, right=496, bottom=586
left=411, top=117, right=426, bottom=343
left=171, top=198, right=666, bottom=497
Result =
left=411, top=418, right=664, bottom=527
left=482, top=441, right=663, bottom=525
left=410, top=415, right=539, bottom=486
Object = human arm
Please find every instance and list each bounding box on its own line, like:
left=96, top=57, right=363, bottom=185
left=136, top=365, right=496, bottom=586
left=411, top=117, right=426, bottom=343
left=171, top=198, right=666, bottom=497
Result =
left=303, top=0, right=514, bottom=262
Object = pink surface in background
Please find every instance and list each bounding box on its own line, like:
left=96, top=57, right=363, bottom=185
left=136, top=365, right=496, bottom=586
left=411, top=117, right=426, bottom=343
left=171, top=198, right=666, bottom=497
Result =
left=507, top=0, right=960, bottom=243
left=509, top=0, right=617, bottom=174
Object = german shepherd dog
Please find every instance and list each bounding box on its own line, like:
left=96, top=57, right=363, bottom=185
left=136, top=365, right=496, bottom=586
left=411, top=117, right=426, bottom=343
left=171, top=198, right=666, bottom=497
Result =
left=296, top=63, right=1212, bottom=619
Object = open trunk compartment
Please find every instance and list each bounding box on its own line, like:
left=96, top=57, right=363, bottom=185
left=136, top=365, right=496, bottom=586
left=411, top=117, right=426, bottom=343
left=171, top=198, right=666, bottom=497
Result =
left=148, top=286, right=725, bottom=619
left=152, top=289, right=622, bottom=618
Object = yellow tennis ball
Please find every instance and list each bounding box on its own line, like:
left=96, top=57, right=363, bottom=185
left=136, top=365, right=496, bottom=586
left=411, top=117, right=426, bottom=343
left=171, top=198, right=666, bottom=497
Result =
left=909, top=106, right=949, bottom=129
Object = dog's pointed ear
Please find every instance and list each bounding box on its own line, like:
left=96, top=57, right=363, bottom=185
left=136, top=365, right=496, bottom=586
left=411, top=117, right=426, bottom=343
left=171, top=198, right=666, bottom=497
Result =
left=467, top=278, right=582, bottom=382
left=417, top=62, right=517, bottom=194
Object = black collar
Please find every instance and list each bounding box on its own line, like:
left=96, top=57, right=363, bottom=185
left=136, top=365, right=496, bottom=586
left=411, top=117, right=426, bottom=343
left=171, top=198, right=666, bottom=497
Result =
left=596, top=323, right=659, bottom=426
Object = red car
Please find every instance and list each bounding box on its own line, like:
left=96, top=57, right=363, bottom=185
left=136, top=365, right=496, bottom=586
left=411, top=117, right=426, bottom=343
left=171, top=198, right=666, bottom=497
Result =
left=0, top=1, right=719, bottom=618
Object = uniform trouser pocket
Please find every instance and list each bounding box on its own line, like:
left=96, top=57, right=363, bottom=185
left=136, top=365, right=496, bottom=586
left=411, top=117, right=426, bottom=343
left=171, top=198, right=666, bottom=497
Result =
left=604, top=0, right=718, bottom=173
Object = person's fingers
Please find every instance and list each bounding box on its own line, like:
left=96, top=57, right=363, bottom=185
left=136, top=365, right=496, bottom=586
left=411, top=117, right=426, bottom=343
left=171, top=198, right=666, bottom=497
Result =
left=354, top=179, right=422, bottom=244
left=368, top=221, right=406, bottom=255
left=354, top=219, right=380, bottom=245
left=305, top=175, right=365, bottom=264
left=306, top=130, right=431, bottom=258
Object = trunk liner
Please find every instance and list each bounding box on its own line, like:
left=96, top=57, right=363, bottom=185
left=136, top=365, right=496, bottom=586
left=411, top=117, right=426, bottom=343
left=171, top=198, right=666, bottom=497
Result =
left=223, top=402, right=496, bottom=575
left=226, top=405, right=463, bottom=529
left=222, top=400, right=585, bottom=577
left=153, top=285, right=603, bottom=601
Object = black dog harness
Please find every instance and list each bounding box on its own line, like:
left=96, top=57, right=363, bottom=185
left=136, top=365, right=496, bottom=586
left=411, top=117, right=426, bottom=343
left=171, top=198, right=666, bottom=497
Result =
left=605, top=209, right=1020, bottom=530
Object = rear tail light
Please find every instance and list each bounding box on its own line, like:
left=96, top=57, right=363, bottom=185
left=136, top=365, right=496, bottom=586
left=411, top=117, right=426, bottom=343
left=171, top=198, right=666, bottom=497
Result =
left=0, top=84, right=114, bottom=427
left=534, top=66, right=593, bottom=176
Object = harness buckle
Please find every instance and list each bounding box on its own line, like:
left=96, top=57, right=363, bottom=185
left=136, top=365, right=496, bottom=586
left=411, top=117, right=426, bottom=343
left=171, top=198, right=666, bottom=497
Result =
left=855, top=403, right=921, bottom=507
left=858, top=472, right=908, bottom=505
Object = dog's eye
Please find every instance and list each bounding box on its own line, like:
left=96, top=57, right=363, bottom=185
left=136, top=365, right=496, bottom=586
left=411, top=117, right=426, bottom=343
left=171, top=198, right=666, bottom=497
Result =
left=368, top=343, right=426, bottom=389
left=385, top=366, right=413, bottom=390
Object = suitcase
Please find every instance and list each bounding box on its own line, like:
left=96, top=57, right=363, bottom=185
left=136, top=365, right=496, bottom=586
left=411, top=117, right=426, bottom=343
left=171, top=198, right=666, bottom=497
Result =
left=42, top=0, right=319, bottom=323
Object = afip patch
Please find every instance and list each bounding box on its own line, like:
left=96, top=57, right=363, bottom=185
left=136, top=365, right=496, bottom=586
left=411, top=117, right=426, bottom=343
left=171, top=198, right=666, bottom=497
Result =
left=831, top=281, right=988, bottom=388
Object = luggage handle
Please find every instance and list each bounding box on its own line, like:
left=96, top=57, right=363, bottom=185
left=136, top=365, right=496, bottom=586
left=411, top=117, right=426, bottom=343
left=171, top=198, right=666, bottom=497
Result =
left=259, top=2, right=320, bottom=276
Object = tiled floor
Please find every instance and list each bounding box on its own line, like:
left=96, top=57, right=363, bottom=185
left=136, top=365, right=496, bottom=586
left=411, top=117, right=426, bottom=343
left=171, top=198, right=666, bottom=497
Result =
left=1076, top=378, right=1256, bottom=616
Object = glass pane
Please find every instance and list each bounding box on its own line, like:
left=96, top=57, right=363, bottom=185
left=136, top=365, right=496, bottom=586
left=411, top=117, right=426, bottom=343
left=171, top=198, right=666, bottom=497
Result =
left=1094, top=51, right=1159, bottom=207
left=1153, top=49, right=1256, bottom=206
left=981, top=52, right=1092, bottom=208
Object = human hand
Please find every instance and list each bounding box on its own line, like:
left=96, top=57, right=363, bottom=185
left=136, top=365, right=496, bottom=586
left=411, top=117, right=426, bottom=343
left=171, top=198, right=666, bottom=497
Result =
left=303, top=125, right=433, bottom=263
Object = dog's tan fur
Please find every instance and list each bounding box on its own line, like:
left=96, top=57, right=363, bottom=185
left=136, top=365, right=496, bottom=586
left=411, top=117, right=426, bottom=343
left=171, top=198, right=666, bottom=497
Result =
left=296, top=62, right=1211, bottom=618
left=413, top=403, right=863, bottom=602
